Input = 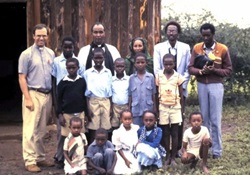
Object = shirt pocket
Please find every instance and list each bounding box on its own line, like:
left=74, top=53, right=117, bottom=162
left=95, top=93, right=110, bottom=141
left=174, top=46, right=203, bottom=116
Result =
left=145, top=99, right=154, bottom=111
left=131, top=86, right=138, bottom=97
left=146, top=86, right=153, bottom=96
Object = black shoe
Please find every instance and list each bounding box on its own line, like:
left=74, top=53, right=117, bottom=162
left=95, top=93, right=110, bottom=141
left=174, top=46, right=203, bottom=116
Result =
left=141, top=165, right=150, bottom=171
left=212, top=155, right=221, bottom=159
left=150, top=165, right=158, bottom=172
left=56, top=161, right=64, bottom=169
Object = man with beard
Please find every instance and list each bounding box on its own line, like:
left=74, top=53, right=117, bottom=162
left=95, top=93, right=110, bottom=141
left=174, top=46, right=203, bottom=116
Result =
left=52, top=36, right=84, bottom=169
left=78, top=22, right=121, bottom=75
left=153, top=21, right=191, bottom=161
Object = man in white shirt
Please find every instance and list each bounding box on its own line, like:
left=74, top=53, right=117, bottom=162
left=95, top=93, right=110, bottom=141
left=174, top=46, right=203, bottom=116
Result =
left=78, top=22, right=121, bottom=75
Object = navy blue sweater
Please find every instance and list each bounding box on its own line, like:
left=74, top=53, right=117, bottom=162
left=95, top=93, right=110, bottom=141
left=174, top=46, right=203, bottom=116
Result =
left=57, top=77, right=87, bottom=115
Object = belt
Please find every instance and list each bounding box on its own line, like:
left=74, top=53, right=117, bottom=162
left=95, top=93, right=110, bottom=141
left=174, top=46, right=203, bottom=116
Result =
left=29, top=88, right=51, bottom=94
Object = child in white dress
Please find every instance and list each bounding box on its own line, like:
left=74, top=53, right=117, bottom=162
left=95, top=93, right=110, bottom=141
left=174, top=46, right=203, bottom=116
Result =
left=63, top=117, right=88, bottom=175
left=112, top=110, right=141, bottom=174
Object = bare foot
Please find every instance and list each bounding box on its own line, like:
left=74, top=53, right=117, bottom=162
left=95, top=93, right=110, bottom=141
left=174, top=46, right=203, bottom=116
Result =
left=203, top=165, right=209, bottom=174
left=190, top=158, right=198, bottom=169
left=164, top=157, right=171, bottom=166
left=170, top=159, right=177, bottom=166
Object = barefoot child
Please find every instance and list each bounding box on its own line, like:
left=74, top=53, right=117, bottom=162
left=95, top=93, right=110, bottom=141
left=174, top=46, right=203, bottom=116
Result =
left=181, top=112, right=212, bottom=174
left=112, top=110, right=141, bottom=174
left=155, top=53, right=185, bottom=166
left=136, top=110, right=166, bottom=172
left=63, top=117, right=88, bottom=175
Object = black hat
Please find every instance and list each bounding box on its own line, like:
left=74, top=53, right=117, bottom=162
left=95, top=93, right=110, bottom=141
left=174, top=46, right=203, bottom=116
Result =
left=194, top=55, right=213, bottom=69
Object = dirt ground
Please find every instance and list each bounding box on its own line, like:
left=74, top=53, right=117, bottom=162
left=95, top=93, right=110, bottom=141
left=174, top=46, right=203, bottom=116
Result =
left=0, top=120, right=233, bottom=175
left=0, top=123, right=64, bottom=175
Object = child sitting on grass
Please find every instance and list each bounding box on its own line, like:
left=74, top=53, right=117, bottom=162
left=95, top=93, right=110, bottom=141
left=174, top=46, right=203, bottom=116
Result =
left=86, top=128, right=117, bottom=175
left=181, top=112, right=212, bottom=174
left=136, top=110, right=166, bottom=172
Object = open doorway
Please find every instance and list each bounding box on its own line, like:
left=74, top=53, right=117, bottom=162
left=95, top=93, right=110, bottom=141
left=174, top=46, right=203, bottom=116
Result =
left=0, top=2, right=26, bottom=122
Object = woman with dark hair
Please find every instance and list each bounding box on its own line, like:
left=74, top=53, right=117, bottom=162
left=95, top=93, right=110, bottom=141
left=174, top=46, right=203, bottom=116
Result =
left=125, top=37, right=153, bottom=75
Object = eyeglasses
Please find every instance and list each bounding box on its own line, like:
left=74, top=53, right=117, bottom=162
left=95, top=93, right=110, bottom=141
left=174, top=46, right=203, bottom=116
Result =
left=35, top=35, right=47, bottom=38
left=166, top=30, right=178, bottom=34
left=93, top=31, right=104, bottom=34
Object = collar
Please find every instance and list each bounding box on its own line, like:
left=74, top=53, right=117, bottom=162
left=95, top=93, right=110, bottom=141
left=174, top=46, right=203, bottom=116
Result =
left=90, top=66, right=109, bottom=73
left=59, top=53, right=77, bottom=62
left=113, top=75, right=129, bottom=81
left=167, top=40, right=178, bottom=49
left=203, top=41, right=216, bottom=50
left=62, top=74, right=81, bottom=82
left=132, top=71, right=150, bottom=77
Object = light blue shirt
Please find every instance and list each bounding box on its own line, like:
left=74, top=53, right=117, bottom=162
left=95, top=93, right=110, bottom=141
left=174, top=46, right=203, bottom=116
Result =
left=52, top=54, right=84, bottom=85
left=128, top=72, right=156, bottom=116
left=18, top=44, right=55, bottom=90
left=112, top=75, right=129, bottom=105
left=84, top=67, right=112, bottom=97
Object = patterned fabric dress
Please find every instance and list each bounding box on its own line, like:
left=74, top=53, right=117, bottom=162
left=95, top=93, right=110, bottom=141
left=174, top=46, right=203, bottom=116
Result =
left=63, top=133, right=88, bottom=174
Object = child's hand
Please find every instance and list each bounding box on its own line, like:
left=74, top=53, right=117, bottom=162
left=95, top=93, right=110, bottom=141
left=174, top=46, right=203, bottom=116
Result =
left=59, top=114, right=66, bottom=127
left=107, top=168, right=114, bottom=175
left=125, top=159, right=132, bottom=168
left=88, top=109, right=93, bottom=118
left=181, top=152, right=188, bottom=163
left=97, top=167, right=106, bottom=174
left=70, top=162, right=75, bottom=168
left=84, top=117, right=89, bottom=126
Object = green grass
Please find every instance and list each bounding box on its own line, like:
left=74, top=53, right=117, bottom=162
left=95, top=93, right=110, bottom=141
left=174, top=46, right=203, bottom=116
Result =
left=140, top=104, right=250, bottom=175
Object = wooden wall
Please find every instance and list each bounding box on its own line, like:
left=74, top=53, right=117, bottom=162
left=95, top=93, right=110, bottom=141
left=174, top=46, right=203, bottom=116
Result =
left=27, top=0, right=161, bottom=57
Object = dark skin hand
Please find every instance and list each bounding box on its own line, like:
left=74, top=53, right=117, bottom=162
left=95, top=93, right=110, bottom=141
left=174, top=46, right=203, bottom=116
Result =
left=58, top=114, right=66, bottom=126
left=201, top=62, right=214, bottom=74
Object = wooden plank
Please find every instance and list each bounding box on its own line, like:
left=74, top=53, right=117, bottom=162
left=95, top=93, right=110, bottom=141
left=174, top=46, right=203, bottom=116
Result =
left=35, top=0, right=161, bottom=57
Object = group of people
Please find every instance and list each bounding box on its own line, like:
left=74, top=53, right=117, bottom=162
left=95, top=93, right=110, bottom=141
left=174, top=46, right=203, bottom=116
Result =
left=18, top=20, right=232, bottom=175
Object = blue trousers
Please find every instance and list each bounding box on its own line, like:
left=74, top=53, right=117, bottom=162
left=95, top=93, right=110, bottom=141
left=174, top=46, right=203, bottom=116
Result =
left=197, top=82, right=223, bottom=156
left=91, top=148, right=115, bottom=174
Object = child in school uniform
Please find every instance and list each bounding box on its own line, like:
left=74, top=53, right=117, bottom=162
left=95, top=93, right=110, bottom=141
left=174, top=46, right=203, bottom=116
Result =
left=57, top=58, right=89, bottom=170
left=136, top=110, right=166, bottom=172
left=63, top=117, right=88, bottom=175
left=155, top=53, right=185, bottom=166
left=86, top=128, right=117, bottom=175
left=84, top=47, right=113, bottom=143
left=181, top=112, right=212, bottom=174
left=128, top=52, right=157, bottom=127
left=112, top=110, right=141, bottom=174
left=111, top=58, right=130, bottom=129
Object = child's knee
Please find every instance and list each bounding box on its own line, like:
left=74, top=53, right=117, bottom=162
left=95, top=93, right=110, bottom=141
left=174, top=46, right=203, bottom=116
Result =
left=93, top=153, right=103, bottom=160
left=104, top=148, right=114, bottom=156
left=202, top=137, right=211, bottom=147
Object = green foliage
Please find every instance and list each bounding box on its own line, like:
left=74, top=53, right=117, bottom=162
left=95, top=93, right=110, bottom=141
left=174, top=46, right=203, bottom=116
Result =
left=161, top=8, right=250, bottom=104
